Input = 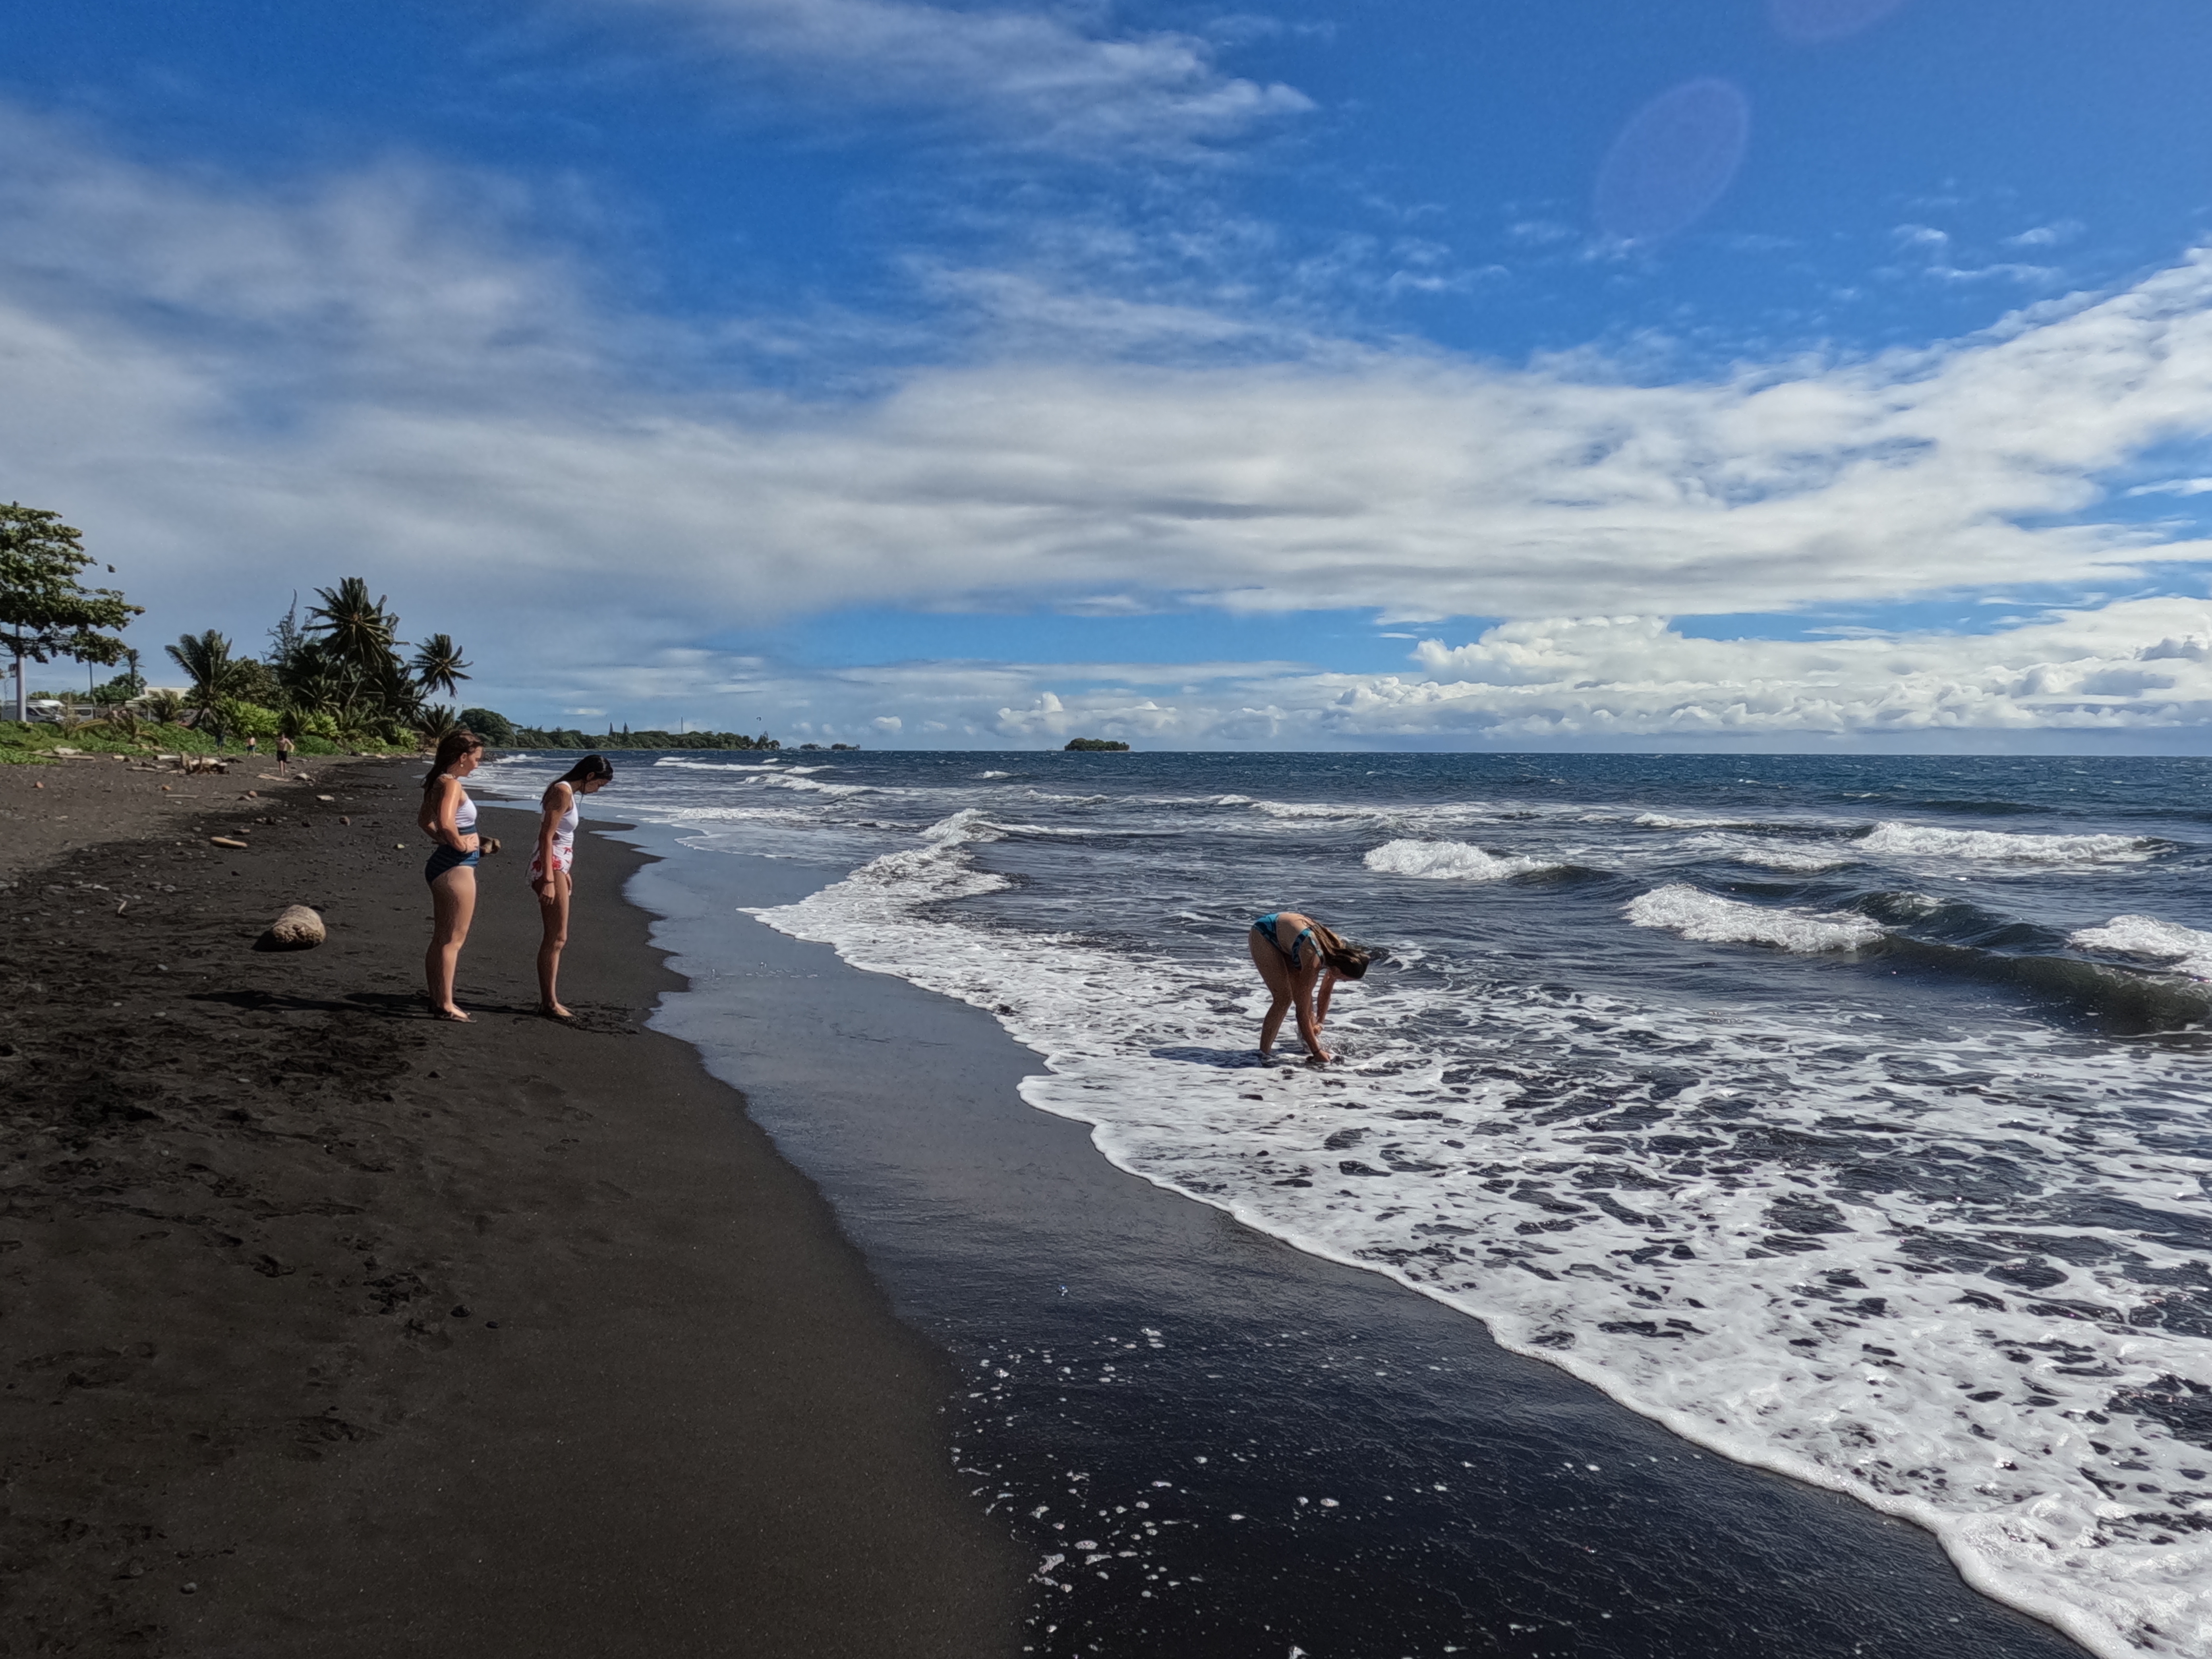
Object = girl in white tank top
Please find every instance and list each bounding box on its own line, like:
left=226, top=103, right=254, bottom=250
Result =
left=532, top=753, right=615, bottom=1019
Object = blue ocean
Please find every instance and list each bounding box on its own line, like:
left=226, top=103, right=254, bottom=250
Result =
left=483, top=749, right=2212, bottom=1657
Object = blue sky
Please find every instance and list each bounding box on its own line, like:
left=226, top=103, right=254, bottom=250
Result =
left=7, top=0, right=2212, bottom=746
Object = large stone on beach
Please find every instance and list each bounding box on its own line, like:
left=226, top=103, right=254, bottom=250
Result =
left=261, top=905, right=326, bottom=951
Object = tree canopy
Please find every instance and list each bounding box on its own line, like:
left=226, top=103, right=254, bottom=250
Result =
left=2, top=503, right=140, bottom=720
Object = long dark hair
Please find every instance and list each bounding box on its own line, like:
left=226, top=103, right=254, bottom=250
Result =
left=1309, top=921, right=1372, bottom=980
left=423, top=729, right=482, bottom=795
left=554, top=754, right=614, bottom=789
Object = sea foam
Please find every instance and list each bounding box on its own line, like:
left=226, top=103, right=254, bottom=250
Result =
left=2070, top=915, right=2212, bottom=979
left=1859, top=821, right=2161, bottom=866
left=1683, top=832, right=1856, bottom=873
left=1626, top=884, right=1884, bottom=951
left=1363, top=838, right=1558, bottom=882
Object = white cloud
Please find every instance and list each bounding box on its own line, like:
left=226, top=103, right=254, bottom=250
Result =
left=11, top=109, right=2212, bottom=740
left=592, top=0, right=1312, bottom=154
left=1383, top=604, right=2212, bottom=739
left=2126, top=477, right=2212, bottom=498
left=519, top=601, right=2212, bottom=747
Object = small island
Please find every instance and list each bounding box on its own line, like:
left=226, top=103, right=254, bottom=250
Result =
left=1063, top=737, right=1130, bottom=751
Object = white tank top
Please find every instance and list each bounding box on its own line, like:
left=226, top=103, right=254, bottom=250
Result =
left=444, top=779, right=478, bottom=833
left=551, top=788, right=578, bottom=856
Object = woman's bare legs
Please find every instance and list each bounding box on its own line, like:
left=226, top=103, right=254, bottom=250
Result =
left=425, top=866, right=477, bottom=1020
left=537, top=869, right=573, bottom=1017
left=1249, top=928, right=1295, bottom=1055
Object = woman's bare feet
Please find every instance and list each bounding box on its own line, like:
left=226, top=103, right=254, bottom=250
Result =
left=430, top=1002, right=472, bottom=1022
left=541, top=1002, right=574, bottom=1020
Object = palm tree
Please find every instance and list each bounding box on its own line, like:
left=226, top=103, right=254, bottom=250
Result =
left=275, top=636, right=353, bottom=718
left=410, top=633, right=471, bottom=698
left=416, top=704, right=462, bottom=744
left=307, top=577, right=397, bottom=671
left=164, top=630, right=253, bottom=723
left=142, top=687, right=186, bottom=724
left=365, top=652, right=423, bottom=731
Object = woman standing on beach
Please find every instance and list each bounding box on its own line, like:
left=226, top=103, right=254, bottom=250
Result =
left=1249, top=911, right=1371, bottom=1063
left=532, top=754, right=615, bottom=1019
left=420, top=729, right=485, bottom=1021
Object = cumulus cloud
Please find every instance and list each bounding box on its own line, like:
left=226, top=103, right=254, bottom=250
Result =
left=10, top=107, right=2212, bottom=738
left=1381, top=603, right=2212, bottom=739
left=588, top=0, right=1312, bottom=154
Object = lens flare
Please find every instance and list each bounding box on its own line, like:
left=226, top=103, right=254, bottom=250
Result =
left=1593, top=78, right=1752, bottom=244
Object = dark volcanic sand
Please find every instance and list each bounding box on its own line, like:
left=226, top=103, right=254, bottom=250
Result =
left=631, top=836, right=2093, bottom=1659
left=0, top=761, right=1023, bottom=1656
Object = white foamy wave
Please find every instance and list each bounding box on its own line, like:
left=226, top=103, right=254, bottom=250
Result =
left=761, top=809, right=1011, bottom=919
left=1860, top=822, right=2161, bottom=866
left=2070, top=915, right=2212, bottom=979
left=976, top=770, right=1011, bottom=779
left=751, top=836, right=2212, bottom=1659
left=669, top=805, right=819, bottom=824
left=1636, top=811, right=1738, bottom=830
left=1363, top=838, right=1559, bottom=882
left=760, top=773, right=872, bottom=797
left=1627, top=884, right=1883, bottom=951
left=651, top=757, right=782, bottom=770
left=1684, top=832, right=1856, bottom=873
left=1249, top=799, right=1368, bottom=820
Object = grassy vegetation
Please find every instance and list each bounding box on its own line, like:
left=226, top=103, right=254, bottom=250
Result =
left=0, top=718, right=412, bottom=765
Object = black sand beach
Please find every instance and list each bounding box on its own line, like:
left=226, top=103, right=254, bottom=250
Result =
left=0, top=759, right=1023, bottom=1656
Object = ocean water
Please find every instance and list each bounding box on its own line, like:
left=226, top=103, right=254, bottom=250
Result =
left=485, top=750, right=2212, bottom=1657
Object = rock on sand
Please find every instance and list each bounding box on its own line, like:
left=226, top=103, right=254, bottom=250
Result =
left=260, top=904, right=327, bottom=951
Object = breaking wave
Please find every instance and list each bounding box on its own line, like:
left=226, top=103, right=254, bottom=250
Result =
left=1626, top=884, right=1885, bottom=952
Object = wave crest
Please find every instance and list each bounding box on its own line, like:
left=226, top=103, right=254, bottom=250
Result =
left=2069, top=914, right=2212, bottom=979
left=1626, top=884, right=1884, bottom=952
left=1364, top=838, right=1558, bottom=882
left=1860, top=822, right=2160, bottom=865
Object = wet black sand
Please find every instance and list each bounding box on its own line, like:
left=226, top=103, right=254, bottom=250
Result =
left=0, top=764, right=1023, bottom=1656
left=627, top=830, right=2092, bottom=1659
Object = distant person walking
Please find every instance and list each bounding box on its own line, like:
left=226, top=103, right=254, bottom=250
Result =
left=531, top=755, right=615, bottom=1019
left=420, top=729, right=486, bottom=1021
left=276, top=731, right=294, bottom=775
left=245, top=733, right=258, bottom=762
left=1248, top=911, right=1371, bottom=1063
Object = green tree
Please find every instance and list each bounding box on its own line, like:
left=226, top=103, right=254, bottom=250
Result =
left=410, top=633, right=471, bottom=698
left=458, top=706, right=513, bottom=745
left=364, top=651, right=423, bottom=733
left=0, top=503, right=140, bottom=723
left=416, top=704, right=462, bottom=744
left=164, top=630, right=258, bottom=739
left=267, top=594, right=306, bottom=667
left=307, top=577, right=397, bottom=671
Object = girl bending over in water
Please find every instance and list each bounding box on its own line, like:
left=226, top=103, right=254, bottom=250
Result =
left=1248, top=911, right=1370, bottom=1063
left=531, top=754, right=615, bottom=1019
left=420, top=730, right=487, bottom=1021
